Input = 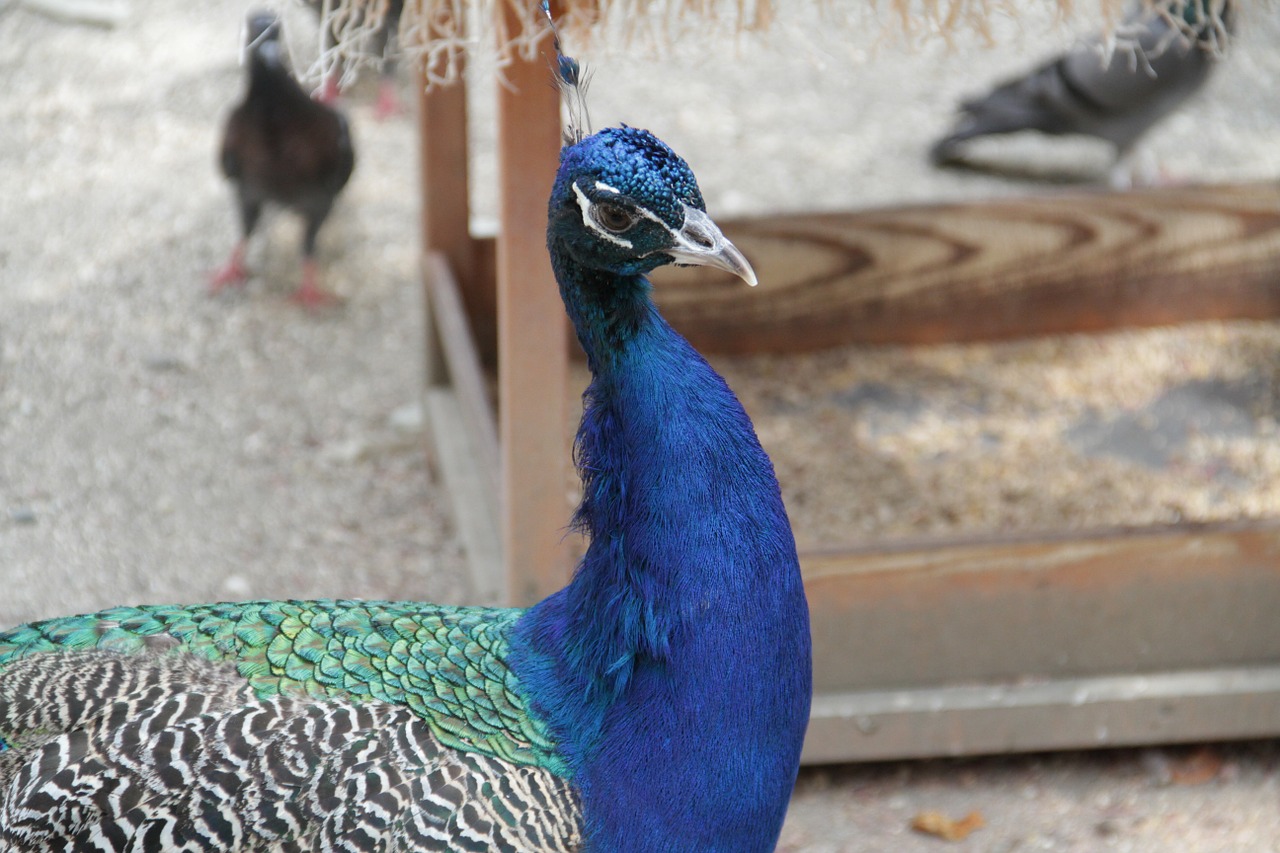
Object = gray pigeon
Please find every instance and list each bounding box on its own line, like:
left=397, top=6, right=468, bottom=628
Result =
left=931, top=1, right=1233, bottom=177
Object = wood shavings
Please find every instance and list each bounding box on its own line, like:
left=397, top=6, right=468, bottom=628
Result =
left=1169, top=747, right=1225, bottom=785
left=713, top=321, right=1280, bottom=548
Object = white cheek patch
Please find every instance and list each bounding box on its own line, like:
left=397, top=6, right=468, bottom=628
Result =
left=572, top=182, right=633, bottom=249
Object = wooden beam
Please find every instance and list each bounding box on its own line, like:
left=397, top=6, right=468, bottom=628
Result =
left=422, top=254, right=500, bottom=511
left=418, top=49, right=490, bottom=375
left=651, top=183, right=1280, bottom=353
left=804, top=522, right=1280, bottom=688
left=418, top=51, right=503, bottom=598
left=424, top=388, right=504, bottom=603
left=804, top=666, right=1280, bottom=763
left=494, top=2, right=573, bottom=606
left=418, top=254, right=502, bottom=601
left=798, top=521, right=1280, bottom=762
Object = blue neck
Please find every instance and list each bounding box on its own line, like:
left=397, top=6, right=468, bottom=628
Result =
left=510, top=252, right=812, bottom=852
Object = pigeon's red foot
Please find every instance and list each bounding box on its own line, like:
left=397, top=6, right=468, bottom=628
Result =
left=209, top=247, right=249, bottom=293
left=289, top=262, right=342, bottom=310
left=289, top=284, right=341, bottom=309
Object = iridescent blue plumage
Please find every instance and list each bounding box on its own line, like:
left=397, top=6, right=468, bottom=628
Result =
left=506, top=125, right=811, bottom=852
left=558, top=127, right=704, bottom=225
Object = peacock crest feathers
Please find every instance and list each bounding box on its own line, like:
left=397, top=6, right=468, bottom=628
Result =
left=558, top=127, right=705, bottom=227
left=543, top=0, right=592, bottom=146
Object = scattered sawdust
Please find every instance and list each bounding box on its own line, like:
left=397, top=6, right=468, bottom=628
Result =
left=1169, top=746, right=1226, bottom=786
left=571, top=322, right=1280, bottom=550
left=720, top=322, right=1280, bottom=550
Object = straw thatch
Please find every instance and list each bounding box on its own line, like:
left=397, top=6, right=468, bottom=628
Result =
left=311, top=0, right=1236, bottom=87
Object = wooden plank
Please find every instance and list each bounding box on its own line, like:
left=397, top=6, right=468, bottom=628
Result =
left=803, top=522, right=1280, bottom=690
left=424, top=389, right=504, bottom=603
left=418, top=34, right=492, bottom=370
left=422, top=253, right=500, bottom=516
left=804, top=666, right=1280, bottom=763
left=798, top=522, right=1280, bottom=761
left=494, top=1, right=573, bottom=606
left=650, top=183, right=1280, bottom=354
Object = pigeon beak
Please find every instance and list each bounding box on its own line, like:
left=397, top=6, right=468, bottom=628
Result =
left=664, top=204, right=758, bottom=287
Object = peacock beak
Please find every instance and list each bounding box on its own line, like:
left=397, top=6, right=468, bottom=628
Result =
left=664, top=204, right=758, bottom=287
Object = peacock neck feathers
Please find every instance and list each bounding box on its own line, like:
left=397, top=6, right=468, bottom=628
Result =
left=535, top=262, right=801, bottom=693
left=508, top=191, right=811, bottom=851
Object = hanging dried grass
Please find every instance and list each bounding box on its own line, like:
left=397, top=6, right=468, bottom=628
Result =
left=309, top=0, right=1238, bottom=88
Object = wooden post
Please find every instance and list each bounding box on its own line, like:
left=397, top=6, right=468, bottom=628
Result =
left=418, top=49, right=504, bottom=600
left=495, top=2, right=572, bottom=605
left=419, top=53, right=480, bottom=381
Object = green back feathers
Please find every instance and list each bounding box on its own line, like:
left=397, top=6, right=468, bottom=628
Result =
left=0, top=599, right=566, bottom=775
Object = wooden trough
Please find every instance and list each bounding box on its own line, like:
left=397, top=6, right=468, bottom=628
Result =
left=414, top=5, right=1280, bottom=763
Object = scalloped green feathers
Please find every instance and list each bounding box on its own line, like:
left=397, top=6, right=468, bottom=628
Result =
left=0, top=599, right=566, bottom=776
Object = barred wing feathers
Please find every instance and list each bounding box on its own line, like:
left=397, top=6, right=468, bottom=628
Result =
left=0, top=603, right=582, bottom=851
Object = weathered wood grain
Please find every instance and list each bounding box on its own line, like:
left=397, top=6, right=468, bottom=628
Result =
left=799, top=521, right=1280, bottom=761
left=419, top=42, right=491, bottom=370
left=804, top=665, right=1280, bottom=762
left=651, top=183, right=1280, bottom=353
left=802, top=521, right=1280, bottom=692
left=422, top=253, right=499, bottom=503
left=494, top=4, right=573, bottom=606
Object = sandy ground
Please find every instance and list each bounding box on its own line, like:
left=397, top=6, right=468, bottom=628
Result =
left=2, top=0, right=1280, bottom=849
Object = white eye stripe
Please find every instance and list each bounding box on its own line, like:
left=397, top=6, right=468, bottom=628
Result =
left=594, top=181, right=622, bottom=194
left=572, top=182, right=633, bottom=248
left=630, top=206, right=665, bottom=226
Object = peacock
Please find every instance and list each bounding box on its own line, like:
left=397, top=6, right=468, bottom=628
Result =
left=0, top=11, right=812, bottom=852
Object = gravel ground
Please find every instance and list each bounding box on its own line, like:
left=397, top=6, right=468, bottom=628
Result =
left=2, top=0, right=1279, bottom=849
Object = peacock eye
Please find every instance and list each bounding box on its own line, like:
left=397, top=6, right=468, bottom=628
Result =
left=594, top=203, right=636, bottom=234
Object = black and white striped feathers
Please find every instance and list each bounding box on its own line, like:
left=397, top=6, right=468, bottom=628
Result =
left=0, top=651, right=581, bottom=851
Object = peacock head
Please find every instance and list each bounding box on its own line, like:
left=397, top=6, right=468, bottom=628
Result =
left=548, top=126, right=757, bottom=286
